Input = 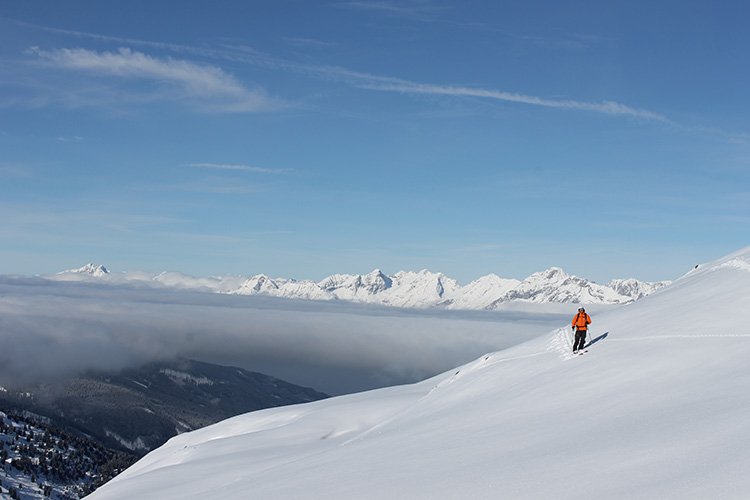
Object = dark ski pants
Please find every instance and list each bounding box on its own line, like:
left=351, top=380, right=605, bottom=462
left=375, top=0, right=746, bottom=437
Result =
left=573, top=329, right=587, bottom=351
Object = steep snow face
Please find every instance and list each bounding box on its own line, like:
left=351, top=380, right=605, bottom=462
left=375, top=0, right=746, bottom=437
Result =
left=442, top=274, right=521, bottom=310
left=488, top=267, right=631, bottom=306
left=318, top=269, right=392, bottom=301
left=233, top=275, right=337, bottom=301
left=272, top=279, right=336, bottom=301
left=379, top=270, right=460, bottom=308
left=233, top=274, right=281, bottom=294
left=89, top=247, right=750, bottom=500
left=608, top=277, right=671, bottom=300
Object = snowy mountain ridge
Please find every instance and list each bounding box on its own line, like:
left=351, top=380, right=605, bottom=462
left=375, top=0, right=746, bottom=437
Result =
left=88, top=246, right=750, bottom=500
left=50, top=263, right=670, bottom=308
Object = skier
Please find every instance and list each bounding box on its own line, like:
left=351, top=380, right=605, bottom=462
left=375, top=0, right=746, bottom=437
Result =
left=571, top=306, right=591, bottom=353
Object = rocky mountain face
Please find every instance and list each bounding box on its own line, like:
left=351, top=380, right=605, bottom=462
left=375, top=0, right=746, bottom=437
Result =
left=52, top=263, right=672, bottom=308
left=1, top=359, right=328, bottom=456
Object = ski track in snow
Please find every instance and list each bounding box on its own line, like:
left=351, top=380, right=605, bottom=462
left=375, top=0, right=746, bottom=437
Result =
left=548, top=327, right=578, bottom=360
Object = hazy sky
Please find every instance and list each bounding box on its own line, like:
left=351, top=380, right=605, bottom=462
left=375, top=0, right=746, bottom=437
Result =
left=1, top=1, right=748, bottom=283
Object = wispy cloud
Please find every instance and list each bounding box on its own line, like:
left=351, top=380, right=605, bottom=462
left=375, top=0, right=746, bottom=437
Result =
left=56, top=135, right=84, bottom=143
left=187, top=163, right=291, bottom=174
left=21, top=21, right=229, bottom=59
left=362, top=80, right=669, bottom=120
left=169, top=177, right=261, bottom=194
left=23, top=25, right=668, bottom=122
left=28, top=46, right=280, bottom=113
left=337, top=1, right=443, bottom=21
left=0, top=164, right=31, bottom=178
left=728, top=133, right=750, bottom=145
left=282, top=37, right=336, bottom=49
left=289, top=63, right=669, bottom=121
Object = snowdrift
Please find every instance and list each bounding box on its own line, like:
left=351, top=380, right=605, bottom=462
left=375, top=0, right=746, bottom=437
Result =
left=90, top=248, right=750, bottom=499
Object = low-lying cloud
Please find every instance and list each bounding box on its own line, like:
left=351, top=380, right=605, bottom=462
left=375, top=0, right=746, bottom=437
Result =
left=0, top=277, right=567, bottom=394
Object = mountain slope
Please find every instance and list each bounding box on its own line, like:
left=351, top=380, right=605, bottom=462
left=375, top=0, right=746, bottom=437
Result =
left=90, top=247, right=750, bottom=499
left=4, top=359, right=328, bottom=455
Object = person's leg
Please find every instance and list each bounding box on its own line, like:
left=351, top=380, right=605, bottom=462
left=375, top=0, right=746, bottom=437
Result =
left=574, top=330, right=585, bottom=351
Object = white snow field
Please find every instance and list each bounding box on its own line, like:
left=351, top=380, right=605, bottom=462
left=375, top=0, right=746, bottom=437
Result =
left=90, top=248, right=750, bottom=499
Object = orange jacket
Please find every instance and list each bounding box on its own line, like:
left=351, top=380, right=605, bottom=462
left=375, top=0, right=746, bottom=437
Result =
left=572, top=311, right=591, bottom=330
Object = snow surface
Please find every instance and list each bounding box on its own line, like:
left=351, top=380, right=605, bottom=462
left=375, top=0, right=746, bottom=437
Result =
left=90, top=247, right=750, bottom=499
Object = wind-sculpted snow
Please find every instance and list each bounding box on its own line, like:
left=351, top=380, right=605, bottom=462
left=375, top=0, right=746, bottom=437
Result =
left=89, top=246, right=750, bottom=499
left=51, top=263, right=671, bottom=309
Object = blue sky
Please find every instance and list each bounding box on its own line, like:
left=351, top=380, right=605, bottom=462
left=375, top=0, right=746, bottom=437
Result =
left=1, top=0, right=748, bottom=283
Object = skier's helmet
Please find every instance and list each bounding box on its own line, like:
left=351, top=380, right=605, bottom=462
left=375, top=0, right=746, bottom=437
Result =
left=578, top=306, right=585, bottom=311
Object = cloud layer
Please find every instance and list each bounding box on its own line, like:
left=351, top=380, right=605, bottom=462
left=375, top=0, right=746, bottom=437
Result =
left=0, top=277, right=567, bottom=394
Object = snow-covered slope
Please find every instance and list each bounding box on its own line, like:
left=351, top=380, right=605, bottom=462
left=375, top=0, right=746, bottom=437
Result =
left=50, top=264, right=670, bottom=308
left=90, top=247, right=750, bottom=499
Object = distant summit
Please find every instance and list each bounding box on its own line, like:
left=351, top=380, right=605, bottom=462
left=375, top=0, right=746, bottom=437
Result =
left=49, top=263, right=671, bottom=309
left=60, top=263, right=110, bottom=277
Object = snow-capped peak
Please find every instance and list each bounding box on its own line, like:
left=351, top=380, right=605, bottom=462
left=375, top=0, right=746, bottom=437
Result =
left=60, top=263, right=110, bottom=277
left=233, top=274, right=281, bottom=294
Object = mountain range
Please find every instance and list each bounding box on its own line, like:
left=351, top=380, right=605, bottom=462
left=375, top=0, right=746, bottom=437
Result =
left=51, top=264, right=671, bottom=309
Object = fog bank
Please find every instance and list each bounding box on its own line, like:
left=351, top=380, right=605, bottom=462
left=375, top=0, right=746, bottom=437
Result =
left=0, top=276, right=571, bottom=394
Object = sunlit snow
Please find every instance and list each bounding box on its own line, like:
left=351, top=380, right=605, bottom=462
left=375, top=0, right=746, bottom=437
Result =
left=90, top=247, right=750, bottom=499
